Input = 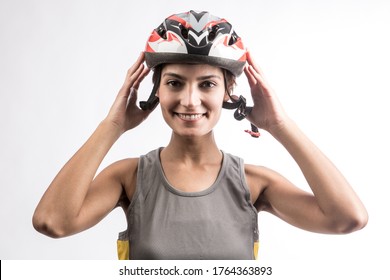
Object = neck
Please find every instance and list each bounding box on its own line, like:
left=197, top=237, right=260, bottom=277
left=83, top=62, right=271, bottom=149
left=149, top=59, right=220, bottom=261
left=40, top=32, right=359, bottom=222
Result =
left=162, top=131, right=222, bottom=165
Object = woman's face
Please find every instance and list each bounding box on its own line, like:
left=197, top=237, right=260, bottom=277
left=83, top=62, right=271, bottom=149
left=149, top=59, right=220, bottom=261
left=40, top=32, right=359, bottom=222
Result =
left=157, top=64, right=228, bottom=138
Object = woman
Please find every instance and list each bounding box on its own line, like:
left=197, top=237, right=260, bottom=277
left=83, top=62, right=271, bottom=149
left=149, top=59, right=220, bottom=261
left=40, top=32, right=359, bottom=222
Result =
left=33, top=10, right=368, bottom=260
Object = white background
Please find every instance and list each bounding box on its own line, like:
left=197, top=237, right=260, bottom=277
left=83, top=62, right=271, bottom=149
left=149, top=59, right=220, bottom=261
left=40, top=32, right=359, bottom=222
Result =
left=1, top=0, right=389, bottom=277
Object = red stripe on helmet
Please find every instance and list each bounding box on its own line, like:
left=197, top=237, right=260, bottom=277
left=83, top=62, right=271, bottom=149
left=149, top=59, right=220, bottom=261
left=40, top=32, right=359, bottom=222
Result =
left=166, top=32, right=183, bottom=45
left=235, top=38, right=245, bottom=50
left=145, top=31, right=161, bottom=52
left=148, top=31, right=161, bottom=42
left=145, top=43, right=155, bottom=53
left=238, top=53, right=247, bottom=62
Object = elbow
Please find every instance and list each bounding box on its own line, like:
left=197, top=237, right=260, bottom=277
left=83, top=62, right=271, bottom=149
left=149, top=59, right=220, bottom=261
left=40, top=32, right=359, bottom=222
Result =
left=332, top=210, right=369, bottom=234
left=32, top=212, right=68, bottom=239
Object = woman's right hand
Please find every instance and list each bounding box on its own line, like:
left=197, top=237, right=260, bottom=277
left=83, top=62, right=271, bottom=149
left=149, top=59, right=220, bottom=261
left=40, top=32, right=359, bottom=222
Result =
left=105, top=52, right=154, bottom=135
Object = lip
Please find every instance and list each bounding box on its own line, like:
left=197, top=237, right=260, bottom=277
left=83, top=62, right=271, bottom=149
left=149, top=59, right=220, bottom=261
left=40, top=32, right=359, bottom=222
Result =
left=175, top=113, right=206, bottom=121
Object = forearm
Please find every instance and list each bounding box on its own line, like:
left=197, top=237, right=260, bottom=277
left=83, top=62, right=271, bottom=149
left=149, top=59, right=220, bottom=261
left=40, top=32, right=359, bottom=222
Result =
left=33, top=120, right=121, bottom=234
left=269, top=118, right=368, bottom=231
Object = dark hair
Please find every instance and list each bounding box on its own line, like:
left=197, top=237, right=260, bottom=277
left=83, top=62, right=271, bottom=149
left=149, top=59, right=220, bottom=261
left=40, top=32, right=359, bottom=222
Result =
left=222, top=68, right=236, bottom=96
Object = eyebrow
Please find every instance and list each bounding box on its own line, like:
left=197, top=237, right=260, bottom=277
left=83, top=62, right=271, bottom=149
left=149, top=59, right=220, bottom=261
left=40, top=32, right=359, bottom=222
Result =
left=162, top=72, right=222, bottom=81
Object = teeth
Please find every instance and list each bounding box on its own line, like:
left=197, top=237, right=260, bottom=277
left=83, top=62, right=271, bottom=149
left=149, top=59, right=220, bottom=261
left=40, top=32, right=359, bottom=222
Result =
left=178, top=113, right=203, bottom=120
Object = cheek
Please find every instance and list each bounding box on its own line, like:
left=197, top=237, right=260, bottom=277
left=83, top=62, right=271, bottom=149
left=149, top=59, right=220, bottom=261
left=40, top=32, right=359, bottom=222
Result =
left=158, top=97, right=172, bottom=115
left=157, top=89, right=174, bottom=107
left=215, top=90, right=229, bottom=105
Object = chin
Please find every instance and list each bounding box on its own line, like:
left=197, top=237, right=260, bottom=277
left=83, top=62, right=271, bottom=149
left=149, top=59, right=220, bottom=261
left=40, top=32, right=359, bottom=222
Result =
left=173, top=128, right=214, bottom=139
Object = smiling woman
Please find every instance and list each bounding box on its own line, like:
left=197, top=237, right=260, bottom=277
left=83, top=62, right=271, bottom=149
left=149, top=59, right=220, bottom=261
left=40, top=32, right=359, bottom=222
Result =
left=157, top=64, right=226, bottom=138
left=32, top=10, right=368, bottom=260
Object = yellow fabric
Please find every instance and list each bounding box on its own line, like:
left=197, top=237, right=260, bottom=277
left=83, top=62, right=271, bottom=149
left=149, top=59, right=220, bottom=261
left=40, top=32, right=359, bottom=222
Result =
left=117, top=240, right=130, bottom=260
left=116, top=240, right=259, bottom=260
left=253, top=241, right=259, bottom=260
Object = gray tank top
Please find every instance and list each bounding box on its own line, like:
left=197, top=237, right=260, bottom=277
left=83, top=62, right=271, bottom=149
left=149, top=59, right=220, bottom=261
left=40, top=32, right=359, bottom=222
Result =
left=118, top=148, right=259, bottom=260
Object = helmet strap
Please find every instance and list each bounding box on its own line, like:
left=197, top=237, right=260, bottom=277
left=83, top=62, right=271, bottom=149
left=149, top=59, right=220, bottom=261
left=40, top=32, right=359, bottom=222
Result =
left=222, top=96, right=260, bottom=138
left=139, top=67, right=161, bottom=111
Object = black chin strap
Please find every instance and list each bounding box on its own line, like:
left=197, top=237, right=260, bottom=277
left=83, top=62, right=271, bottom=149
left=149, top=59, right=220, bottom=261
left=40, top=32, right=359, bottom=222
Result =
left=139, top=67, right=161, bottom=111
left=223, top=95, right=260, bottom=138
left=139, top=84, right=159, bottom=111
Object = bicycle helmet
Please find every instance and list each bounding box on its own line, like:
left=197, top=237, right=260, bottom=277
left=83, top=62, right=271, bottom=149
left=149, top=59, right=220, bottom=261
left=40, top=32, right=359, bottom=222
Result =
left=140, top=10, right=260, bottom=137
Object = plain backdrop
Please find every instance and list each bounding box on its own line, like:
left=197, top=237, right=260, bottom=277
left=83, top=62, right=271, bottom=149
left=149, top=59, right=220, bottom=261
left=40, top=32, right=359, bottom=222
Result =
left=1, top=0, right=389, bottom=276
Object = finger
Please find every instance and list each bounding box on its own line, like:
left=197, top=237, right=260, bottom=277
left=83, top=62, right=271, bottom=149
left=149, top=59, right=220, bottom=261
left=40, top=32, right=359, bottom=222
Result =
left=248, top=65, right=264, bottom=83
left=127, top=52, right=145, bottom=77
left=133, top=67, right=151, bottom=90
left=124, top=64, right=145, bottom=88
left=247, top=58, right=270, bottom=88
left=122, top=52, right=146, bottom=88
left=247, top=53, right=270, bottom=88
left=127, top=87, right=138, bottom=105
left=248, top=64, right=274, bottom=99
left=246, top=51, right=264, bottom=76
left=121, top=64, right=145, bottom=98
left=244, top=65, right=257, bottom=88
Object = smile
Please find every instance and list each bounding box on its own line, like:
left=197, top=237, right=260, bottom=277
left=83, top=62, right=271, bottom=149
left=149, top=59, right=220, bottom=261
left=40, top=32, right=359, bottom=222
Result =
left=176, top=113, right=205, bottom=121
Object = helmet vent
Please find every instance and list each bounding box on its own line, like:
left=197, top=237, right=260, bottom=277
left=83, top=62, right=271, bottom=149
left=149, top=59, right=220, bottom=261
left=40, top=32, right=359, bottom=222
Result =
left=228, top=33, right=238, bottom=46
left=157, top=25, right=167, bottom=39
left=180, top=26, right=189, bottom=39
left=208, top=25, right=219, bottom=42
left=208, top=32, right=216, bottom=41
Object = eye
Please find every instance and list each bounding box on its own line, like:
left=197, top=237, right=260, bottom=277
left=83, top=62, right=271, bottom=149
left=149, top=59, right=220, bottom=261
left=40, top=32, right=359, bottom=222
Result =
left=166, top=80, right=183, bottom=88
left=199, top=81, right=217, bottom=88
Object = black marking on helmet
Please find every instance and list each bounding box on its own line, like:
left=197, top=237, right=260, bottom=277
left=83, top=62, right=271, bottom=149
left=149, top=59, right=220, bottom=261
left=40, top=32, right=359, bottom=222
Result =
left=156, top=23, right=167, bottom=39
left=229, top=31, right=238, bottom=46
left=190, top=10, right=209, bottom=22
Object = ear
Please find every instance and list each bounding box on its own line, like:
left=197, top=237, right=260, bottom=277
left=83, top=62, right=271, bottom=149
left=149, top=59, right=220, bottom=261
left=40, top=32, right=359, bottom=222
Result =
left=155, top=89, right=159, bottom=97
left=224, top=92, right=230, bottom=102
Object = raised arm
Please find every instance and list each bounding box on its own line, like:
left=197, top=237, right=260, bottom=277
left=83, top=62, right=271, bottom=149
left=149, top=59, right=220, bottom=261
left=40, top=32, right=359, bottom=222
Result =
left=244, top=51, right=368, bottom=234
left=33, top=53, right=152, bottom=238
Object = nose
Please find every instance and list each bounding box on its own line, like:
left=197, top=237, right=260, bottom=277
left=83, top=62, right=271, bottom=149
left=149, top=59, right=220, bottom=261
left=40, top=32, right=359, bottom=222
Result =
left=180, top=85, right=201, bottom=108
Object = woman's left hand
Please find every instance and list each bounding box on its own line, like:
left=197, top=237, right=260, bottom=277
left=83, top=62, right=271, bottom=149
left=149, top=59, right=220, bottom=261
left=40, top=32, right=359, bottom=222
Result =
left=244, top=51, right=289, bottom=134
